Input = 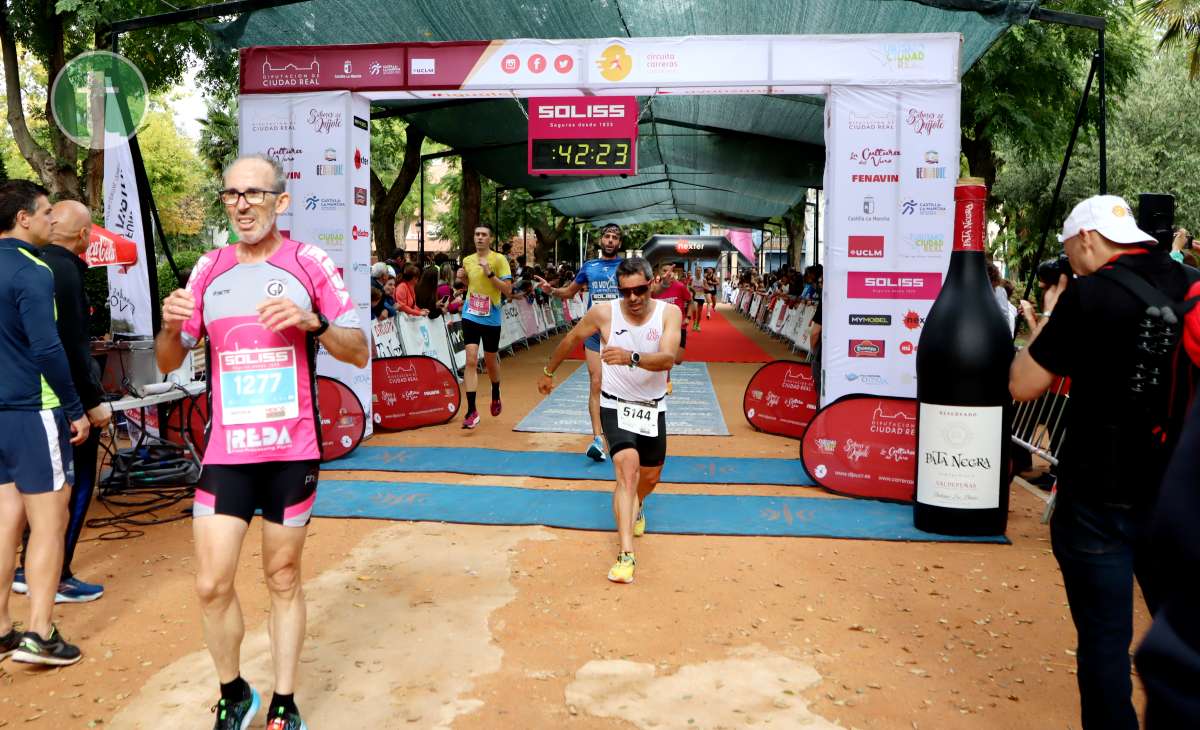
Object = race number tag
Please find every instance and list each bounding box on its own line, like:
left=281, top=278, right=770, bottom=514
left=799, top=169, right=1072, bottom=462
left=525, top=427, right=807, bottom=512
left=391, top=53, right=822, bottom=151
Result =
left=219, top=347, right=299, bottom=425
left=618, top=403, right=658, bottom=437
left=467, top=293, right=492, bottom=317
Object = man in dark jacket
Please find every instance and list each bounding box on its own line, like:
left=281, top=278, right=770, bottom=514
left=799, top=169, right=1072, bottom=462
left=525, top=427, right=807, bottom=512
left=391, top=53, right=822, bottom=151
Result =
left=12, top=200, right=110, bottom=603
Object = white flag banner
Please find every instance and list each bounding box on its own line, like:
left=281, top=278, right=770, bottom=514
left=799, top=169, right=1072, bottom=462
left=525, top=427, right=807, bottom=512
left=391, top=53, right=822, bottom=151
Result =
left=103, top=134, right=153, bottom=337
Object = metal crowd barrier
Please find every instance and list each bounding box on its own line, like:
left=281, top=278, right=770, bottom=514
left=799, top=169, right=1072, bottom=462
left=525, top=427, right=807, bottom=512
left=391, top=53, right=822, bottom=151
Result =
left=1010, top=376, right=1070, bottom=468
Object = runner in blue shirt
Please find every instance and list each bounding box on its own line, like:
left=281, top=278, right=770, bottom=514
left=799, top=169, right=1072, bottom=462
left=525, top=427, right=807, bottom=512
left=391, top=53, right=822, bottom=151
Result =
left=536, top=223, right=623, bottom=460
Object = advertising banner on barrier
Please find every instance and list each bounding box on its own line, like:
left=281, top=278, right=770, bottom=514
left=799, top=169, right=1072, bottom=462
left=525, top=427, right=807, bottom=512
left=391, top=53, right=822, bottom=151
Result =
left=800, top=395, right=917, bottom=502
left=394, top=314, right=455, bottom=374
left=445, top=315, right=466, bottom=373
left=103, top=134, right=153, bottom=336
left=499, top=302, right=525, bottom=350
left=743, top=361, right=820, bottom=439
left=821, top=84, right=959, bottom=405
left=371, top=356, right=460, bottom=431
left=372, top=318, right=404, bottom=358
left=316, top=376, right=366, bottom=461
left=516, top=299, right=540, bottom=338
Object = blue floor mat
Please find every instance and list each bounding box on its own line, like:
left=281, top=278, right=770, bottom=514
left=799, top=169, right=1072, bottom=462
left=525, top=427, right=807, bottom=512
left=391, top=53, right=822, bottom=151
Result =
left=325, top=446, right=815, bottom=486
left=515, top=361, right=729, bottom=435
left=313, top=480, right=1009, bottom=544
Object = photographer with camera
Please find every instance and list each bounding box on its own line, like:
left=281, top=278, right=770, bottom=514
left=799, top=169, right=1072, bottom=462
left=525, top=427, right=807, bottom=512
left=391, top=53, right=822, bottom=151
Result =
left=1009, top=195, right=1195, bottom=730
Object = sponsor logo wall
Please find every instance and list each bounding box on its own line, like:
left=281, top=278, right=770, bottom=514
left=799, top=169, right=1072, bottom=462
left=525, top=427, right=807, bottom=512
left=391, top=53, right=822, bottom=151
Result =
left=821, top=84, right=960, bottom=404
left=240, top=91, right=373, bottom=435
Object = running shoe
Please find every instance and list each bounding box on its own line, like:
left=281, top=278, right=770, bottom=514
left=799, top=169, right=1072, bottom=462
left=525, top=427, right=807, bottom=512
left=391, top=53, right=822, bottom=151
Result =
left=0, top=625, right=20, bottom=661
left=607, top=552, right=636, bottom=584
left=211, top=686, right=260, bottom=730
left=490, top=399, right=502, bottom=417
left=265, top=705, right=308, bottom=730
left=57, top=576, right=104, bottom=603
left=633, top=507, right=646, bottom=537
left=462, top=410, right=480, bottom=429
left=11, top=567, right=26, bottom=594
left=693, top=321, right=701, bottom=332
left=12, top=625, right=82, bottom=666
left=586, top=436, right=607, bottom=462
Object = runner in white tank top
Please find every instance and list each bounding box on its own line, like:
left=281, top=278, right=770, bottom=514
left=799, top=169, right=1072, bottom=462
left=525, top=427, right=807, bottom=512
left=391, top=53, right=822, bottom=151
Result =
left=538, top=257, right=683, bottom=584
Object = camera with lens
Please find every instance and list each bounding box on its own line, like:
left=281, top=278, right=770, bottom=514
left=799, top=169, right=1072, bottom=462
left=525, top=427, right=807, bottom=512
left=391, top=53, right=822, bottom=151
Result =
left=1037, top=254, right=1072, bottom=285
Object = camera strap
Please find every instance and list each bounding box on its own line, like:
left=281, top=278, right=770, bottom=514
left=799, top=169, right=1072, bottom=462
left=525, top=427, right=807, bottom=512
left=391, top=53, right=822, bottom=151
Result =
left=1093, top=260, right=1200, bottom=320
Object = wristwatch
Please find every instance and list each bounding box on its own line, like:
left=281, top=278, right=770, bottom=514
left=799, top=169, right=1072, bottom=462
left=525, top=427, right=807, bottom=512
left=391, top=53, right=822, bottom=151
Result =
left=630, top=352, right=641, bottom=368
left=312, top=312, right=330, bottom=337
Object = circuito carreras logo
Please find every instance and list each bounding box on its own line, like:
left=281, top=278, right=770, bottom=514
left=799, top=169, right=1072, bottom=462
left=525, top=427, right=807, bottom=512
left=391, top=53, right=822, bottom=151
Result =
left=596, top=44, right=633, bottom=82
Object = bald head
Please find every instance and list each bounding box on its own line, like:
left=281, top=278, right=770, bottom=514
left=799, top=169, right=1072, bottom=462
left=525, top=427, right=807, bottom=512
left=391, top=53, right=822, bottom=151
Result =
left=50, top=200, right=92, bottom=255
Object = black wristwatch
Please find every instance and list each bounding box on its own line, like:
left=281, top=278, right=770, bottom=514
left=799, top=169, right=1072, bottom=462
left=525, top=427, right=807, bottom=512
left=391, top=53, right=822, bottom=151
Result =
left=312, top=312, right=330, bottom=337
left=630, top=352, right=641, bottom=368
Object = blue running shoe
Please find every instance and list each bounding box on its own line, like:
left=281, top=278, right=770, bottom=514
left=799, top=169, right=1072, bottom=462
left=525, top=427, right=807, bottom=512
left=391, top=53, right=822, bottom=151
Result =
left=586, top=436, right=607, bottom=462
left=11, top=568, right=27, bottom=595
left=212, top=686, right=260, bottom=730
left=56, top=576, right=104, bottom=603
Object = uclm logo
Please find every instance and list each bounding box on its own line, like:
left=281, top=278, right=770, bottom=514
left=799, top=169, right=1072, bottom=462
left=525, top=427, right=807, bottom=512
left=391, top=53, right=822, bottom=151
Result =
left=847, top=272, right=942, bottom=300
left=537, top=104, right=626, bottom=119
left=849, top=339, right=885, bottom=358
left=848, top=235, right=884, bottom=258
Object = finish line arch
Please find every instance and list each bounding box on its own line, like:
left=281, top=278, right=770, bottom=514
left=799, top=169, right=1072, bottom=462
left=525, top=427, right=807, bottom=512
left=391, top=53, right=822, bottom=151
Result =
left=233, top=33, right=962, bottom=417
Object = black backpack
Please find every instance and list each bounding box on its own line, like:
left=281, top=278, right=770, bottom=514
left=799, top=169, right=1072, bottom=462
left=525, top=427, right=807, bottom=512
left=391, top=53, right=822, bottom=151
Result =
left=1093, top=260, right=1200, bottom=503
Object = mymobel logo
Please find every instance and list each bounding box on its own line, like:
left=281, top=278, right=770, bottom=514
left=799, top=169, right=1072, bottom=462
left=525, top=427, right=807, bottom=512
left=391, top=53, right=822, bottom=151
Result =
left=851, top=173, right=899, bottom=183
left=849, top=314, right=891, bottom=326
left=537, top=104, right=626, bottom=119
left=848, top=235, right=884, bottom=258
left=847, top=272, right=942, bottom=300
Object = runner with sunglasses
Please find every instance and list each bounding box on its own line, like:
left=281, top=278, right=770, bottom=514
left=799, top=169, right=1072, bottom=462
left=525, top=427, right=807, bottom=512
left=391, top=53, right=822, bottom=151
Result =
left=535, top=223, right=624, bottom=461
left=538, top=258, right=681, bottom=584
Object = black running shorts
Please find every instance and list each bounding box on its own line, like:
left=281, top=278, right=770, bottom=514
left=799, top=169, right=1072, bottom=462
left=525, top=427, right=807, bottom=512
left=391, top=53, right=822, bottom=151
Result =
left=600, top=406, right=667, bottom=467
left=679, top=328, right=688, bottom=349
left=194, top=460, right=320, bottom=527
left=461, top=318, right=502, bottom=353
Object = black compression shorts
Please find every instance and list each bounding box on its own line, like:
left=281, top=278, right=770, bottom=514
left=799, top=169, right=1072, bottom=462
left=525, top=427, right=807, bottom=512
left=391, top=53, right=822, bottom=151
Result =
left=600, top=406, right=667, bottom=467
left=461, top=318, right=502, bottom=353
left=194, top=460, right=319, bottom=527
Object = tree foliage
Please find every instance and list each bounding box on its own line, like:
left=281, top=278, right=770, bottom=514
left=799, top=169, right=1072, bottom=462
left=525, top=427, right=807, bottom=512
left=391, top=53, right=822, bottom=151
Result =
left=961, top=0, right=1144, bottom=189
left=1136, top=0, right=1200, bottom=78
left=991, top=35, right=1200, bottom=292
left=0, top=0, right=228, bottom=204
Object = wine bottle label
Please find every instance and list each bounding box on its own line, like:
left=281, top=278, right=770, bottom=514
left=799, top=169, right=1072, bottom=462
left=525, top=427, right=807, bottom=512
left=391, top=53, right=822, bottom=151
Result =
left=916, top=403, right=1003, bottom=510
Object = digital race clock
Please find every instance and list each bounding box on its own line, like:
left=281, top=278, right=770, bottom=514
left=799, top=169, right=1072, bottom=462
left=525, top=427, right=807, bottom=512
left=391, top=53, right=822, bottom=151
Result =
left=528, top=97, right=638, bottom=176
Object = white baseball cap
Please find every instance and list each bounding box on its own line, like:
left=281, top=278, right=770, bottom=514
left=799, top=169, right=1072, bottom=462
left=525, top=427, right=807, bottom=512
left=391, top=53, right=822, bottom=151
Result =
left=1058, top=194, right=1156, bottom=245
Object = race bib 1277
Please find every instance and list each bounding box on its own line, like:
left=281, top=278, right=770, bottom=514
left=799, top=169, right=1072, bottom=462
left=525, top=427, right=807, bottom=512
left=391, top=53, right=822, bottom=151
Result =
left=218, top=347, right=299, bottom=425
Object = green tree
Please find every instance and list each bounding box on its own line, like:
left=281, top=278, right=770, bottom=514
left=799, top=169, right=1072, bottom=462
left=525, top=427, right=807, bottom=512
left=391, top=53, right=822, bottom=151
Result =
left=0, top=147, right=6, bottom=180
left=992, top=37, right=1200, bottom=289
left=1137, top=0, right=1200, bottom=78
left=961, top=0, right=1144, bottom=188
left=370, top=117, right=426, bottom=261
left=138, top=102, right=207, bottom=239
left=0, top=0, right=228, bottom=205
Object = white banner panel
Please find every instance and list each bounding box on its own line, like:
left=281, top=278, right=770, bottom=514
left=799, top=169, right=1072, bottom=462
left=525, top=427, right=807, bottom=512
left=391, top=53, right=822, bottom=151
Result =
left=239, top=91, right=374, bottom=433
left=499, top=302, right=525, bottom=351
left=821, top=84, right=960, bottom=405
left=103, top=135, right=153, bottom=337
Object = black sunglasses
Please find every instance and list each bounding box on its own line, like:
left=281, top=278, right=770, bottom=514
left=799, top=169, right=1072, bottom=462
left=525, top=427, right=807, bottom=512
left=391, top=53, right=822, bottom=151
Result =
left=618, top=284, right=650, bottom=298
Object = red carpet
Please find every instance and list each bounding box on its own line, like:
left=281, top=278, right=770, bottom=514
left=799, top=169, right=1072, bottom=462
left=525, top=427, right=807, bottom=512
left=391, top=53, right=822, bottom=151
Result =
left=567, top=306, right=774, bottom=362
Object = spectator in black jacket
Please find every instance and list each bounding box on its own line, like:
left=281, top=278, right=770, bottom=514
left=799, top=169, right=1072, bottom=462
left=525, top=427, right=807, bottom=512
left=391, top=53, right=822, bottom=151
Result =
left=18, top=200, right=110, bottom=602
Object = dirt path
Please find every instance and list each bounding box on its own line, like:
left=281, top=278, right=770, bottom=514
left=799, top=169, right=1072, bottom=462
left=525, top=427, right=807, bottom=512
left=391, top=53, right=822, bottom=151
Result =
left=0, top=305, right=1148, bottom=729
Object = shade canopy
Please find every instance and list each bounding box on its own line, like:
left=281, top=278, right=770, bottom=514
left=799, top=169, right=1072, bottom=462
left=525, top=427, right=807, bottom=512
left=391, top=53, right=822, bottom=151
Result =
left=215, top=0, right=1037, bottom=227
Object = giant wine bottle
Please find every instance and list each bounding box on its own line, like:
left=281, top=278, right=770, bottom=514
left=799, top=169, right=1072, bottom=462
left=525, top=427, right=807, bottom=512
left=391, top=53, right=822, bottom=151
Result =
left=914, top=178, right=1014, bottom=536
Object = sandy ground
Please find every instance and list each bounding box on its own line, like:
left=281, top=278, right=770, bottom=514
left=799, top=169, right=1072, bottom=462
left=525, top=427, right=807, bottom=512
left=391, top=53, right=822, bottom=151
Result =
left=0, top=306, right=1149, bottom=729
